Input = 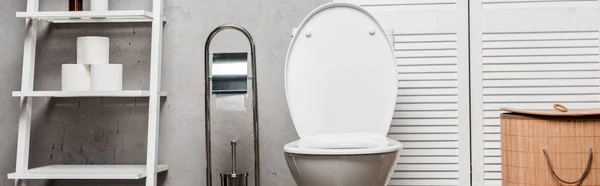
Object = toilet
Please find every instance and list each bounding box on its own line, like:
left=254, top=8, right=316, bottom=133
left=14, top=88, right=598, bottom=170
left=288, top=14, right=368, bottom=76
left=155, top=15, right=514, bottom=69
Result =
left=283, top=2, right=403, bottom=186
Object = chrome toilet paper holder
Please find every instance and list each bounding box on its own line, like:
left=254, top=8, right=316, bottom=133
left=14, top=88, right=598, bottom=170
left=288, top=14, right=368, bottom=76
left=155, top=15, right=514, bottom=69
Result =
left=210, top=52, right=249, bottom=94
left=204, top=24, right=260, bottom=186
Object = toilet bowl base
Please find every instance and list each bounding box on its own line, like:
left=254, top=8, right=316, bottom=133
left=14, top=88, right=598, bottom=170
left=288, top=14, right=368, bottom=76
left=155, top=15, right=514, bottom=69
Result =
left=284, top=151, right=399, bottom=186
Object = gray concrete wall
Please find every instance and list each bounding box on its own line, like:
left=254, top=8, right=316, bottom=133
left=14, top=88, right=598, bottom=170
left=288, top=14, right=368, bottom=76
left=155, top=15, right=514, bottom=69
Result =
left=0, top=0, right=329, bottom=185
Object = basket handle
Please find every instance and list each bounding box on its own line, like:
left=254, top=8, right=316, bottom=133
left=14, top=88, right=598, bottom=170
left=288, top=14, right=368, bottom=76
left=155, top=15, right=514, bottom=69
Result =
left=553, top=104, right=568, bottom=112
left=542, top=147, right=593, bottom=185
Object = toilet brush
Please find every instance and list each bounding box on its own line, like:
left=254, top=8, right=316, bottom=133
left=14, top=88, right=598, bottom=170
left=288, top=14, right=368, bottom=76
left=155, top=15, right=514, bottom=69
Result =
left=220, top=140, right=248, bottom=186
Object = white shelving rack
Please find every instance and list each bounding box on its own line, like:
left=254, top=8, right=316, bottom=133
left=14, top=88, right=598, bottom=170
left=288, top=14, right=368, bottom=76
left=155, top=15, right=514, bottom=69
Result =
left=9, top=0, right=167, bottom=186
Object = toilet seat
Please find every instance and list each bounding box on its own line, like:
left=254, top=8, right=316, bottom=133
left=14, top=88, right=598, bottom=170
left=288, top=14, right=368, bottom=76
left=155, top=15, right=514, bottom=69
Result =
left=297, top=133, right=389, bottom=149
left=284, top=136, right=402, bottom=155
left=285, top=3, right=397, bottom=139
left=286, top=132, right=403, bottom=155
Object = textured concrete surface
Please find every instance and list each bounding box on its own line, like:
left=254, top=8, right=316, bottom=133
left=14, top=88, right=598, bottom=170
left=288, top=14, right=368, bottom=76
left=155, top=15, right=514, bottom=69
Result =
left=0, top=0, right=329, bottom=185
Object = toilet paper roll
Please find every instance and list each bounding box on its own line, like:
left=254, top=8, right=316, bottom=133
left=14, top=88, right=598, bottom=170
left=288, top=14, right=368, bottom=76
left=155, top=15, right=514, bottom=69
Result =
left=62, top=64, right=92, bottom=91
left=215, top=94, right=247, bottom=111
left=77, top=36, right=109, bottom=64
left=91, top=0, right=108, bottom=11
left=91, top=64, right=123, bottom=91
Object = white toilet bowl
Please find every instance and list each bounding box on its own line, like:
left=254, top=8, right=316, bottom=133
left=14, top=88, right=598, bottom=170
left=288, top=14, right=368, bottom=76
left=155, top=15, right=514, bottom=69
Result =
left=283, top=2, right=401, bottom=186
left=284, top=133, right=402, bottom=186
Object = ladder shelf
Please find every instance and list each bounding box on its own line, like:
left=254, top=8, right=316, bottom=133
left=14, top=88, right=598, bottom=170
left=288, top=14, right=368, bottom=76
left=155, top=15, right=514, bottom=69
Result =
left=8, top=165, right=169, bottom=180
left=12, top=90, right=168, bottom=97
left=11, top=0, right=166, bottom=186
left=16, top=10, right=155, bottom=23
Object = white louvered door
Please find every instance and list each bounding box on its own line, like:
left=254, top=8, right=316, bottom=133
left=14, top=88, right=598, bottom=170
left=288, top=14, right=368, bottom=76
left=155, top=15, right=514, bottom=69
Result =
left=335, top=0, right=472, bottom=185
left=470, top=1, right=600, bottom=185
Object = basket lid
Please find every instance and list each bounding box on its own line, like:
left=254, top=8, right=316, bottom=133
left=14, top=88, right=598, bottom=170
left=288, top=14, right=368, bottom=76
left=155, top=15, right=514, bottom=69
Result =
left=502, top=104, right=600, bottom=117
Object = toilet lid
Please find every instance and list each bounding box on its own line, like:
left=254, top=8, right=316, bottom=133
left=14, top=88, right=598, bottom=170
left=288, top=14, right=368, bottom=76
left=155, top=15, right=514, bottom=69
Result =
left=285, top=3, right=397, bottom=138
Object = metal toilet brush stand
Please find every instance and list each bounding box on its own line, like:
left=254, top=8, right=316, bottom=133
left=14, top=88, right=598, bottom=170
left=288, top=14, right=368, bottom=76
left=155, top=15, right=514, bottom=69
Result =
left=204, top=24, right=260, bottom=186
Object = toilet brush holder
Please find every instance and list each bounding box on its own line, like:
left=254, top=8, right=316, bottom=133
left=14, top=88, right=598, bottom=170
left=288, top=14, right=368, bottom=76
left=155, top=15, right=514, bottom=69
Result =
left=221, top=173, right=247, bottom=186
left=220, top=140, right=248, bottom=186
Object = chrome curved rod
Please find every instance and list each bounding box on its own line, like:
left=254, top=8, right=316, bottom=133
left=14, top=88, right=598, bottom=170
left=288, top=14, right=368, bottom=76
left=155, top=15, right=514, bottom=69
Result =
left=204, top=24, right=259, bottom=186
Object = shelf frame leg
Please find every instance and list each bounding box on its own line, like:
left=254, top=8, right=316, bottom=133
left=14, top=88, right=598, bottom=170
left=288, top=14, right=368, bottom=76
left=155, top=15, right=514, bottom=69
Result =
left=15, top=0, right=39, bottom=186
left=146, top=0, right=164, bottom=185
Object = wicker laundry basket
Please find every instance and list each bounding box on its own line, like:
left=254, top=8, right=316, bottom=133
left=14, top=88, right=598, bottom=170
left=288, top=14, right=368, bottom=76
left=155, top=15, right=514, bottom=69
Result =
left=501, top=104, right=600, bottom=186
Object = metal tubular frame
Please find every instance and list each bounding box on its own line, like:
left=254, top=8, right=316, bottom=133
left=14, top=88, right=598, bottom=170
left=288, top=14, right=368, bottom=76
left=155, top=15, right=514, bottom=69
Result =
left=204, top=24, right=260, bottom=186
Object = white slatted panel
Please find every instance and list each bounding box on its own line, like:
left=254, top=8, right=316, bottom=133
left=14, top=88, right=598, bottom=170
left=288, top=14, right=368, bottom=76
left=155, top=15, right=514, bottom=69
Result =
left=470, top=1, right=600, bottom=185
left=336, top=0, right=471, bottom=185
left=483, top=0, right=599, bottom=9
left=344, top=0, right=457, bottom=11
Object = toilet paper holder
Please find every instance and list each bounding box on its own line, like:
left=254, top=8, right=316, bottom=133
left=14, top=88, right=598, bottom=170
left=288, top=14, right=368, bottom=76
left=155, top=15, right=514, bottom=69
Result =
left=210, top=52, right=249, bottom=94
left=204, top=24, right=260, bottom=186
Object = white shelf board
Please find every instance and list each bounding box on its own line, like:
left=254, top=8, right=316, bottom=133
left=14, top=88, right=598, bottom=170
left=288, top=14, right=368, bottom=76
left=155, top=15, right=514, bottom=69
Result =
left=16, top=10, right=155, bottom=23
left=13, top=91, right=167, bottom=97
left=8, top=164, right=168, bottom=180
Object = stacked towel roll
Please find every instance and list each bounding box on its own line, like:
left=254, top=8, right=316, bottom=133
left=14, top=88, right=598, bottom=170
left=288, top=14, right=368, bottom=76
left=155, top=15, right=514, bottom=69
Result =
left=62, top=36, right=123, bottom=91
